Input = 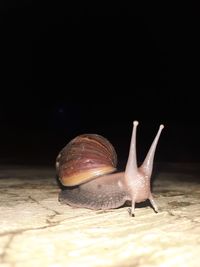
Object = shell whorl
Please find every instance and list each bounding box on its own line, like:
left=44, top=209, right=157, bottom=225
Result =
left=56, top=134, right=117, bottom=186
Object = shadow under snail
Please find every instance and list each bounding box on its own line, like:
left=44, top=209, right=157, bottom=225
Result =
left=56, top=121, right=164, bottom=216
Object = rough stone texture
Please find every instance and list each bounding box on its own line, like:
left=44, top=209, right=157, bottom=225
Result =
left=0, top=164, right=200, bottom=267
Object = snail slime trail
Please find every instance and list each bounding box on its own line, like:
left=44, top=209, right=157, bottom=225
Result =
left=56, top=121, right=164, bottom=216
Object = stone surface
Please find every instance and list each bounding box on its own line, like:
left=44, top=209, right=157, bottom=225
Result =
left=0, top=164, right=200, bottom=267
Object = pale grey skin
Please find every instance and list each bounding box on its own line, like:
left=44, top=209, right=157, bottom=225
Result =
left=59, top=121, right=164, bottom=216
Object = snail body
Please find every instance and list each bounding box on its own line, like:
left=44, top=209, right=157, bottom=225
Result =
left=56, top=121, right=164, bottom=216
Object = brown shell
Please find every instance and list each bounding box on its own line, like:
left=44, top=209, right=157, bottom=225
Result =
left=56, top=134, right=117, bottom=186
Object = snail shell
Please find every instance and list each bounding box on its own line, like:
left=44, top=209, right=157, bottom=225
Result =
left=56, top=134, right=117, bottom=186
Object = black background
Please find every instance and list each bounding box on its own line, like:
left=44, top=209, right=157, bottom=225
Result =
left=0, top=2, right=199, bottom=167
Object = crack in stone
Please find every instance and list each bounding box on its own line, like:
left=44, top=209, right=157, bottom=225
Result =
left=0, top=222, right=60, bottom=238
left=0, top=234, right=15, bottom=263
left=28, top=196, right=61, bottom=222
left=0, top=197, right=67, bottom=239
left=28, top=196, right=64, bottom=225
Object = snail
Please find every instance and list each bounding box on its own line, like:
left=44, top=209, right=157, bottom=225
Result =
left=56, top=121, right=164, bottom=216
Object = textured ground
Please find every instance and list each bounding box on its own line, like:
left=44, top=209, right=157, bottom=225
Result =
left=0, top=164, right=200, bottom=267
